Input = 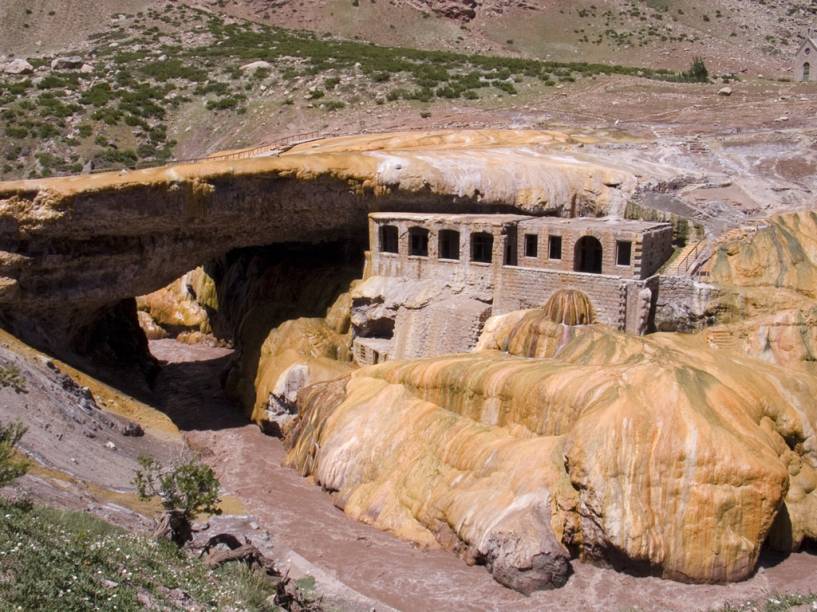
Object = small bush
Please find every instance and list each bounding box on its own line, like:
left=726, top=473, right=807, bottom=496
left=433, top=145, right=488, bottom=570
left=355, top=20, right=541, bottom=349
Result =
left=140, top=59, right=206, bottom=83
left=135, top=456, right=221, bottom=519
left=0, top=420, right=29, bottom=486
left=5, top=126, right=28, bottom=139
left=684, top=57, right=709, bottom=82
left=493, top=80, right=517, bottom=94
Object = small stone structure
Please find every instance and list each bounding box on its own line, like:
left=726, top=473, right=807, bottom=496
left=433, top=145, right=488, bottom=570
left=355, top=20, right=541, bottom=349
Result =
left=354, top=213, right=673, bottom=363
left=794, top=27, right=817, bottom=82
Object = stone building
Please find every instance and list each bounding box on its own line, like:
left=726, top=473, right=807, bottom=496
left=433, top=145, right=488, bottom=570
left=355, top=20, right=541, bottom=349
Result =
left=794, top=27, right=817, bottom=82
left=353, top=212, right=673, bottom=364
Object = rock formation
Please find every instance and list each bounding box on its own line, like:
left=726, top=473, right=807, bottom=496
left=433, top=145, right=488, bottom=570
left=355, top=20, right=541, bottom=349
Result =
left=285, top=324, right=817, bottom=592
left=0, top=129, right=647, bottom=356
left=137, top=267, right=217, bottom=339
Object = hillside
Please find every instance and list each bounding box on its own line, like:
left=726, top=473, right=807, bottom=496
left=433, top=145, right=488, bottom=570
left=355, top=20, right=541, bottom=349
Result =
left=2, top=0, right=816, bottom=181
left=199, top=0, right=816, bottom=72
left=3, top=0, right=815, bottom=72
left=0, top=2, right=708, bottom=181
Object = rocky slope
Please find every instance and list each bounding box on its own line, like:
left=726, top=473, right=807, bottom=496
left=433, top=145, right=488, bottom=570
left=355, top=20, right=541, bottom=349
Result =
left=202, top=0, right=814, bottom=73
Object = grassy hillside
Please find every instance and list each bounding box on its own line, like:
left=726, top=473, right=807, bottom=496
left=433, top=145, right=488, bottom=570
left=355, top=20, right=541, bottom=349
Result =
left=4, top=0, right=814, bottom=73
left=207, top=0, right=817, bottom=72
left=0, top=2, right=699, bottom=181
left=0, top=498, right=297, bottom=610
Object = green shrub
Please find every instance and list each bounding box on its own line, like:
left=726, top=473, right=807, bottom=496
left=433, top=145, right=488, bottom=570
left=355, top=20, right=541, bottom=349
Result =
left=80, top=83, right=114, bottom=106
left=206, top=95, right=245, bottom=110
left=5, top=126, right=28, bottom=139
left=134, top=456, right=221, bottom=546
left=493, top=80, right=517, bottom=94
left=140, top=59, right=206, bottom=82
left=675, top=57, right=709, bottom=83
left=134, top=456, right=221, bottom=520
left=0, top=420, right=29, bottom=486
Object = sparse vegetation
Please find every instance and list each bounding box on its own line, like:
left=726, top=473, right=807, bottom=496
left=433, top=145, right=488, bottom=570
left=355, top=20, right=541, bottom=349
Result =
left=134, top=456, right=221, bottom=547
left=0, top=420, right=29, bottom=486
left=0, top=1, right=767, bottom=181
left=0, top=499, right=282, bottom=610
left=0, top=363, right=27, bottom=394
left=718, top=592, right=817, bottom=612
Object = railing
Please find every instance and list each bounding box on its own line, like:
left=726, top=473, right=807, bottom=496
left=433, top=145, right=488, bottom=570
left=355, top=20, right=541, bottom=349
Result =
left=673, top=239, right=712, bottom=279
left=205, top=129, right=327, bottom=161
left=674, top=240, right=704, bottom=275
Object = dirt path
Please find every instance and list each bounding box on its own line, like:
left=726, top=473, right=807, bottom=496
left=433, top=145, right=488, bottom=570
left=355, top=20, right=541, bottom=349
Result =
left=149, top=339, right=817, bottom=612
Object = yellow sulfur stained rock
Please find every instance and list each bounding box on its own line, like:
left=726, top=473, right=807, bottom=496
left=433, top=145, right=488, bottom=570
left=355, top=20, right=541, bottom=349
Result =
left=287, top=376, right=578, bottom=593
left=136, top=267, right=216, bottom=336
left=285, top=325, right=817, bottom=591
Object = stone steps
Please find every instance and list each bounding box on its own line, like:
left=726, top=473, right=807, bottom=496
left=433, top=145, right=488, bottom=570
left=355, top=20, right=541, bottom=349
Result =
left=664, top=241, right=703, bottom=276
left=706, top=329, right=741, bottom=350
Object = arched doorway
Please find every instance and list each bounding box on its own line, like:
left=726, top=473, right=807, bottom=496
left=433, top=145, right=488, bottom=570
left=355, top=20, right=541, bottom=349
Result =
left=804, top=62, right=811, bottom=82
left=574, top=236, right=603, bottom=274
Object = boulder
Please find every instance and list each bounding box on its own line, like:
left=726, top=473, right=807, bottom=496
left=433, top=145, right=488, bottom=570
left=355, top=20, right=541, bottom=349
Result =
left=240, top=60, right=273, bottom=73
left=2, top=59, right=34, bottom=75
left=718, top=86, right=733, bottom=96
left=80, top=63, right=94, bottom=74
left=51, top=56, right=84, bottom=70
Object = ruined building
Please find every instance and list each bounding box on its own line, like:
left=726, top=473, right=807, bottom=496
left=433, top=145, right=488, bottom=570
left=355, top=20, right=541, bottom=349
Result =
left=352, top=213, right=673, bottom=364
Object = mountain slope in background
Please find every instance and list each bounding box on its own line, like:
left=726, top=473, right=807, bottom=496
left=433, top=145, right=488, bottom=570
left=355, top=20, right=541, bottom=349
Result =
left=194, top=0, right=817, bottom=72
left=3, top=0, right=816, bottom=73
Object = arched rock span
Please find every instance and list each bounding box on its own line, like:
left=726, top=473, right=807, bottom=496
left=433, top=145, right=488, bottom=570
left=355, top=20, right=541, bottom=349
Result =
left=0, top=129, right=643, bottom=352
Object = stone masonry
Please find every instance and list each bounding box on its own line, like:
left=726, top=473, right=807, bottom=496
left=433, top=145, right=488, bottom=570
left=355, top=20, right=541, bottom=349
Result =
left=360, top=213, right=673, bottom=357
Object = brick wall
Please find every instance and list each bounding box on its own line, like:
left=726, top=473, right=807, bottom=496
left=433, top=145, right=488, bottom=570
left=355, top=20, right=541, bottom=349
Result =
left=494, top=266, right=643, bottom=330
left=641, top=227, right=675, bottom=277
left=369, top=215, right=671, bottom=337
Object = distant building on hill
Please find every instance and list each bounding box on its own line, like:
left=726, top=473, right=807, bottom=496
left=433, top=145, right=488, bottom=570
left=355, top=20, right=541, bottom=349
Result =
left=794, top=27, right=817, bottom=82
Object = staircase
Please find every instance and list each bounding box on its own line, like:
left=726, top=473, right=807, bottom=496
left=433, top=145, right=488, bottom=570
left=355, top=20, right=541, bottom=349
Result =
left=665, top=240, right=712, bottom=278
left=705, top=329, right=742, bottom=351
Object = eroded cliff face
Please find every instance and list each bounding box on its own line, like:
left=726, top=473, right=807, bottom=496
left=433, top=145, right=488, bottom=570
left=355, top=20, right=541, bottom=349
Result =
left=284, top=324, right=817, bottom=591
left=699, top=210, right=817, bottom=366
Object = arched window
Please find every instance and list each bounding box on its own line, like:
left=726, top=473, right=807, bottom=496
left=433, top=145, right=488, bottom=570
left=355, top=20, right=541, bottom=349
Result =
left=574, top=236, right=603, bottom=274
left=379, top=225, right=399, bottom=253
left=408, top=227, right=429, bottom=256
left=471, top=232, right=494, bottom=263
left=804, top=62, right=811, bottom=82
left=438, top=230, right=460, bottom=260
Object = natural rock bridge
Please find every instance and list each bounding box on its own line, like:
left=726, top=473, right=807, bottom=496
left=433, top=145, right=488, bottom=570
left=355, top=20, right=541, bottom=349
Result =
left=0, top=130, right=648, bottom=346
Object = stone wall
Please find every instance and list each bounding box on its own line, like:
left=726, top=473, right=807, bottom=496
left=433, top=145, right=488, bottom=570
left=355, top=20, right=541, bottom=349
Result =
left=369, top=214, right=671, bottom=335
left=494, top=266, right=642, bottom=329
left=654, top=275, right=721, bottom=332
left=641, top=226, right=675, bottom=277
